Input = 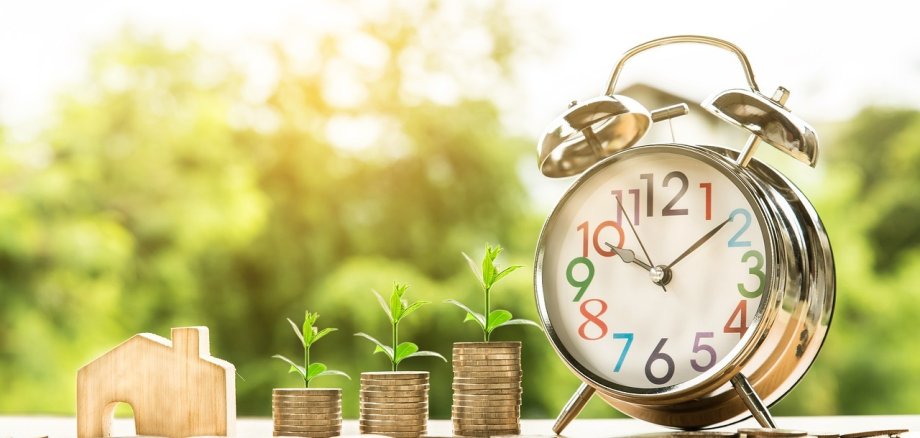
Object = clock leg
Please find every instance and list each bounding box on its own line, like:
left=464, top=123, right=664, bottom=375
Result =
left=553, top=383, right=595, bottom=435
left=730, top=373, right=777, bottom=428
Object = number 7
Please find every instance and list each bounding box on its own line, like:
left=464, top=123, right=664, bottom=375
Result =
left=612, top=333, right=634, bottom=372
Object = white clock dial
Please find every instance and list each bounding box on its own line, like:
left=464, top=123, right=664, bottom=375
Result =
left=540, top=148, right=772, bottom=390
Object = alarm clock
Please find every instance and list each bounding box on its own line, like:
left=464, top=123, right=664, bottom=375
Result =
left=533, top=36, right=835, bottom=431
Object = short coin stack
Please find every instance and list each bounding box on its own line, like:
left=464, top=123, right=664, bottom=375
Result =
left=451, top=341, right=522, bottom=437
left=359, top=371, right=430, bottom=438
left=272, top=388, right=342, bottom=437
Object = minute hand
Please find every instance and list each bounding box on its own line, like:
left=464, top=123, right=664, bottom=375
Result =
left=666, top=217, right=732, bottom=269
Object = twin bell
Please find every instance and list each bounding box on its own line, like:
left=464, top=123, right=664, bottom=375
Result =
left=538, top=35, right=818, bottom=178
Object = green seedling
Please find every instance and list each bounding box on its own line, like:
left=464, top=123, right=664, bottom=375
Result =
left=447, top=243, right=541, bottom=341
left=273, top=310, right=350, bottom=388
left=355, top=282, right=447, bottom=371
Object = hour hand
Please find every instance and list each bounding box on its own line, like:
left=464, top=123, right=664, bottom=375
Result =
left=605, top=243, right=652, bottom=271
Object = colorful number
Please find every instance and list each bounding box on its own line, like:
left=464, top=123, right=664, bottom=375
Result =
left=577, top=221, right=625, bottom=258
left=662, top=171, right=689, bottom=216
left=690, top=332, right=717, bottom=372
left=645, top=338, right=675, bottom=384
left=612, top=333, right=633, bottom=372
left=723, top=300, right=748, bottom=336
left=640, top=173, right=654, bottom=217
left=566, top=257, right=595, bottom=302
left=727, top=208, right=752, bottom=247
left=578, top=299, right=608, bottom=340
left=611, top=189, right=642, bottom=225
left=699, top=182, right=712, bottom=220
left=738, top=250, right=766, bottom=298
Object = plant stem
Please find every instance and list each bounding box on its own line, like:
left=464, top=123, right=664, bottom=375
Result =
left=305, top=344, right=311, bottom=388
left=392, top=320, right=398, bottom=372
left=484, top=285, right=491, bottom=342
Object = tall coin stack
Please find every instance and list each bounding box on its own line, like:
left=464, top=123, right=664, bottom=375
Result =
left=359, top=371, right=430, bottom=438
left=451, top=341, right=522, bottom=436
left=272, top=388, right=342, bottom=437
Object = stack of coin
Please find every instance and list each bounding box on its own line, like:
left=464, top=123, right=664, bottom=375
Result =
left=451, top=341, right=522, bottom=437
left=359, top=371, right=429, bottom=438
left=272, top=388, right=342, bottom=437
left=272, top=388, right=342, bottom=438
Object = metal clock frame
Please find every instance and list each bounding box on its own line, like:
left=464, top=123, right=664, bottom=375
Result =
left=534, top=143, right=835, bottom=429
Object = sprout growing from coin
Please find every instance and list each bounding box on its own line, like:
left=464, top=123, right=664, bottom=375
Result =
left=447, top=243, right=541, bottom=341
left=355, top=282, right=447, bottom=371
left=273, top=310, right=351, bottom=388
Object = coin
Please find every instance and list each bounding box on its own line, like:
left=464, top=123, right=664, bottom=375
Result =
left=452, top=361, right=520, bottom=369
left=452, top=407, right=520, bottom=417
left=273, top=423, right=342, bottom=432
left=840, top=430, right=909, bottom=438
left=361, top=396, right=429, bottom=404
left=452, top=388, right=522, bottom=396
left=738, top=428, right=808, bottom=437
left=359, top=422, right=428, bottom=432
left=360, top=401, right=428, bottom=409
left=274, top=414, right=341, bottom=422
left=272, top=394, right=341, bottom=402
left=271, top=405, right=340, bottom=413
left=454, top=341, right=521, bottom=348
left=453, top=379, right=521, bottom=389
left=360, top=383, right=430, bottom=392
left=452, top=421, right=520, bottom=430
left=454, top=355, right=521, bottom=361
left=360, top=389, right=427, bottom=397
left=274, top=430, right=339, bottom=437
left=361, top=412, right=429, bottom=420
left=453, top=393, right=522, bottom=402
left=361, top=371, right=427, bottom=379
left=273, top=388, right=340, bottom=394
left=453, top=369, right=523, bottom=377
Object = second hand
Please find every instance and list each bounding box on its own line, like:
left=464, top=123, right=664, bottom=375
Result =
left=615, top=197, right=667, bottom=293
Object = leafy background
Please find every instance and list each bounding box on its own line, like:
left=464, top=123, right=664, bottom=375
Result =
left=1, top=0, right=919, bottom=420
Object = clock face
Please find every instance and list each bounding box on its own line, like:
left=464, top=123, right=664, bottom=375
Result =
left=538, top=146, right=773, bottom=392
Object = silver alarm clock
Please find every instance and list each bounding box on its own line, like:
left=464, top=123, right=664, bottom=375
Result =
left=533, top=35, right=835, bottom=431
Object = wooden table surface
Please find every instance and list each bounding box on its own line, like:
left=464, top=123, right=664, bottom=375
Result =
left=1, top=416, right=917, bottom=438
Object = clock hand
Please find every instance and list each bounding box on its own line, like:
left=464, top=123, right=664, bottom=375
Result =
left=604, top=243, right=652, bottom=271
left=666, top=217, right=732, bottom=269
left=615, top=197, right=667, bottom=292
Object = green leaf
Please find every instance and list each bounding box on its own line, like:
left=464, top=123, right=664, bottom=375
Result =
left=406, top=350, right=447, bottom=362
left=486, top=309, right=513, bottom=333
left=393, top=342, right=419, bottom=364
left=492, top=265, right=522, bottom=285
left=398, top=300, right=429, bottom=322
left=389, top=283, right=408, bottom=322
left=306, top=311, right=319, bottom=326
left=286, top=318, right=305, bottom=347
left=303, top=311, right=319, bottom=340
left=312, top=327, right=337, bottom=345
left=495, top=318, right=543, bottom=330
left=315, top=369, right=351, bottom=381
left=272, top=354, right=305, bottom=379
left=445, top=299, right=485, bottom=331
left=482, top=244, right=499, bottom=287
left=372, top=289, right=393, bottom=321
left=355, top=332, right=394, bottom=361
left=462, top=252, right=484, bottom=288
left=306, top=362, right=327, bottom=380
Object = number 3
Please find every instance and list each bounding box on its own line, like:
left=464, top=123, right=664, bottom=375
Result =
left=738, top=250, right=765, bottom=298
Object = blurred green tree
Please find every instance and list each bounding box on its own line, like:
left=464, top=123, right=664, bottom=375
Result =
left=0, top=0, right=572, bottom=419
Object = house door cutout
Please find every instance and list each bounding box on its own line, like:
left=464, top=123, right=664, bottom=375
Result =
left=104, top=401, right=137, bottom=437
